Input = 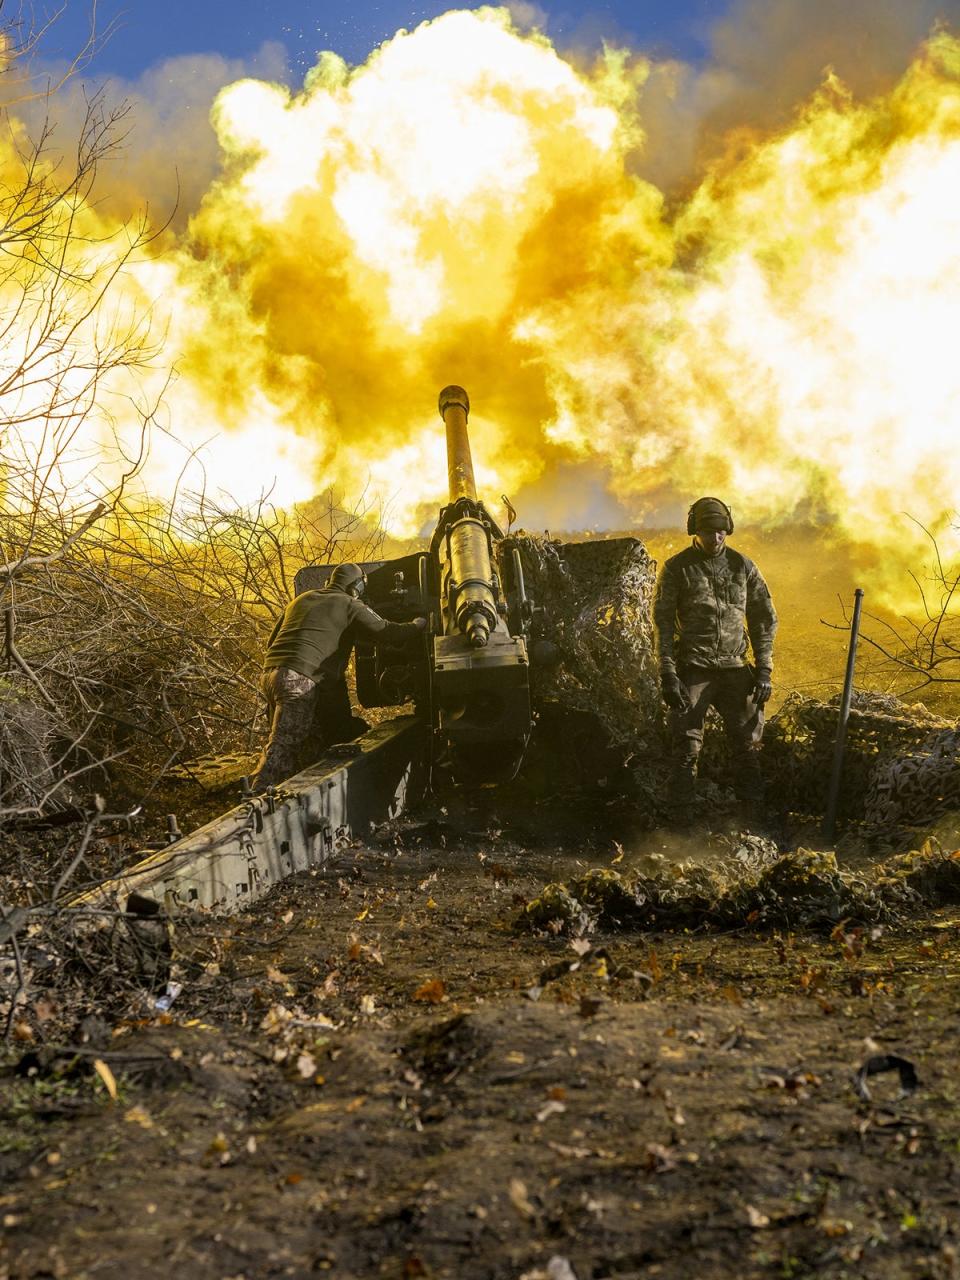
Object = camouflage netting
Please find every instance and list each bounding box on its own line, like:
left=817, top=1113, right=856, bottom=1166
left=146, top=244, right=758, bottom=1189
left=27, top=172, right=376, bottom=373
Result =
left=520, top=839, right=960, bottom=935
left=741, top=690, right=955, bottom=831
left=508, top=534, right=661, bottom=755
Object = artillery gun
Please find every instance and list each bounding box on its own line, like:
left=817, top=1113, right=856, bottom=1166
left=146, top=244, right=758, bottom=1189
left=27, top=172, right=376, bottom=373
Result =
left=71, top=386, right=656, bottom=918
left=297, top=385, right=533, bottom=783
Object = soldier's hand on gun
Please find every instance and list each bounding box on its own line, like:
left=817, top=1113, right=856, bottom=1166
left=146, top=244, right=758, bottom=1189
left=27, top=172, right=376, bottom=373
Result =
left=753, top=669, right=772, bottom=707
left=660, top=669, right=691, bottom=713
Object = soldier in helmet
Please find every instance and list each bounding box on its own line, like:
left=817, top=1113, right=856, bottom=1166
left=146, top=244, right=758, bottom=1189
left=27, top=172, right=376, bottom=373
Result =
left=653, top=497, right=778, bottom=815
left=251, top=562, right=426, bottom=791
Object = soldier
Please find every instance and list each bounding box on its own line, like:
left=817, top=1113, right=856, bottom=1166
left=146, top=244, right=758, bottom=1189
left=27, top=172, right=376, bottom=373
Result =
left=653, top=497, right=778, bottom=814
left=251, top=562, right=426, bottom=791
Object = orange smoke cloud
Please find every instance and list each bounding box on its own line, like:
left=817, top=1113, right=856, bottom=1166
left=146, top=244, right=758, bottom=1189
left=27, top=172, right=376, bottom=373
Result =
left=6, top=6, right=960, bottom=581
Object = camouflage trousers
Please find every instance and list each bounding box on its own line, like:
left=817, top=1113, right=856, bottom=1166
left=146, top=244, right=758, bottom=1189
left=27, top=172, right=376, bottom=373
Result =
left=250, top=667, right=354, bottom=792
left=668, top=665, right=765, bottom=805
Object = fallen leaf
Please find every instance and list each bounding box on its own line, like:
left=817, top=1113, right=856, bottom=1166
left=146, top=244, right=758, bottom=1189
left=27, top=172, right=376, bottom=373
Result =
left=296, top=1052, right=318, bottom=1080
left=509, top=1177, right=536, bottom=1219
left=92, top=1059, right=117, bottom=1102
left=536, top=1099, right=567, bottom=1123
left=746, top=1204, right=770, bottom=1229
left=281, top=910, right=294, bottom=924
left=359, top=994, right=376, bottom=1015
left=547, top=1258, right=579, bottom=1280
left=426, top=898, right=439, bottom=910
left=647, top=948, right=663, bottom=983
left=260, top=1004, right=291, bottom=1036
left=205, top=1132, right=231, bottom=1164
left=413, top=979, right=446, bottom=1004
left=570, top=938, right=592, bottom=957
left=124, top=1105, right=154, bottom=1129
left=644, top=1142, right=676, bottom=1173
left=265, top=965, right=290, bottom=984
left=345, top=1096, right=367, bottom=1113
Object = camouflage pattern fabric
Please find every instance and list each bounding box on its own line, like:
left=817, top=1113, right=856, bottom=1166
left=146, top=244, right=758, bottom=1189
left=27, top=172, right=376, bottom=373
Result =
left=724, top=690, right=955, bottom=831
left=250, top=666, right=318, bottom=791
left=654, top=545, right=777, bottom=675
left=865, top=725, right=960, bottom=834
left=670, top=665, right=765, bottom=804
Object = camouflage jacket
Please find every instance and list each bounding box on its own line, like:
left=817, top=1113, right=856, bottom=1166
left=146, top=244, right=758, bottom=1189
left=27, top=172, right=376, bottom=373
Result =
left=653, top=544, right=778, bottom=675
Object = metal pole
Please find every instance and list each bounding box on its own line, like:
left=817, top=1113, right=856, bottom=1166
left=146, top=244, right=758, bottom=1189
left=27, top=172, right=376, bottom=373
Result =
left=823, top=587, right=865, bottom=844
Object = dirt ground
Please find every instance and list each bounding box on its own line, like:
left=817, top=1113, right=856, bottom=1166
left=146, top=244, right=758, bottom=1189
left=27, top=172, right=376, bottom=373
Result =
left=4, top=791, right=960, bottom=1280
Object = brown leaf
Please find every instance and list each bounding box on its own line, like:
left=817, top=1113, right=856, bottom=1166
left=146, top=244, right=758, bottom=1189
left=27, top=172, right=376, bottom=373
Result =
left=413, top=979, right=446, bottom=1003
left=647, top=948, right=663, bottom=983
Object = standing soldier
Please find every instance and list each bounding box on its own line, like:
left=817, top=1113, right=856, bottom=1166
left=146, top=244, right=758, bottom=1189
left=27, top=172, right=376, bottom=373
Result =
left=251, top=562, right=426, bottom=791
left=653, top=497, right=778, bottom=815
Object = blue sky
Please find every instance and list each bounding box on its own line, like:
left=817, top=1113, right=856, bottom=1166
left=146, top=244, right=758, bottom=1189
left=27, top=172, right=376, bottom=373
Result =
left=43, top=1, right=725, bottom=79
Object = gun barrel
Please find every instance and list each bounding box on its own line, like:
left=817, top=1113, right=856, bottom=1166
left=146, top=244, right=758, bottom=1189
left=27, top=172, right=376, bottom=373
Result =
left=436, top=384, right=497, bottom=646
left=439, top=385, right=476, bottom=503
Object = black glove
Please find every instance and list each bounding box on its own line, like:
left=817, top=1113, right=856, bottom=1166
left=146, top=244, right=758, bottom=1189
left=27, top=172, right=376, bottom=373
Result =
left=753, top=669, right=772, bottom=707
left=660, top=669, right=691, bottom=713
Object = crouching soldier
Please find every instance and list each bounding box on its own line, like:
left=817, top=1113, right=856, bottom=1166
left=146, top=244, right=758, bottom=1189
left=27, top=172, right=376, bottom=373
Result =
left=653, top=497, right=778, bottom=815
left=251, top=562, right=426, bottom=791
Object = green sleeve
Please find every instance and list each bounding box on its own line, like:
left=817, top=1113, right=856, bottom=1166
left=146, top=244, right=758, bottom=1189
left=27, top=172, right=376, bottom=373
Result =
left=653, top=562, right=680, bottom=675
left=746, top=565, right=778, bottom=672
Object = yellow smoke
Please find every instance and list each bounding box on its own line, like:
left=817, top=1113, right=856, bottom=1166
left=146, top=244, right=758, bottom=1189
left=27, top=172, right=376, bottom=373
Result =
left=6, top=7, right=960, bottom=577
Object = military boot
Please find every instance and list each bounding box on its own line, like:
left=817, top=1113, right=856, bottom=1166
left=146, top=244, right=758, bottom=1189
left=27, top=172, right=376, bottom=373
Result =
left=732, top=749, right=766, bottom=828
left=665, top=760, right=697, bottom=825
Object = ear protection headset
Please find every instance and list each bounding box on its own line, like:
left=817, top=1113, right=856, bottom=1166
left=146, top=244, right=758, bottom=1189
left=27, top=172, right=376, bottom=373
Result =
left=686, top=497, right=734, bottom=536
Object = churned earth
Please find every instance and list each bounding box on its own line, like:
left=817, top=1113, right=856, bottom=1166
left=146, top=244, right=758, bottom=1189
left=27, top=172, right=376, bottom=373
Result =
left=3, top=800, right=960, bottom=1280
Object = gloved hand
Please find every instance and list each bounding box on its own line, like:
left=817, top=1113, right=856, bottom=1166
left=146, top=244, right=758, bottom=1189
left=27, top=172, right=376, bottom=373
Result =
left=413, top=616, right=428, bottom=632
left=660, top=668, right=691, bottom=713
left=753, top=668, right=772, bottom=707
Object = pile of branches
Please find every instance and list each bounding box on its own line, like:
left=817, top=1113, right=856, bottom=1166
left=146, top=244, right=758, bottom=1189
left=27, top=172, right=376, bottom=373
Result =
left=1, top=490, right=384, bottom=821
